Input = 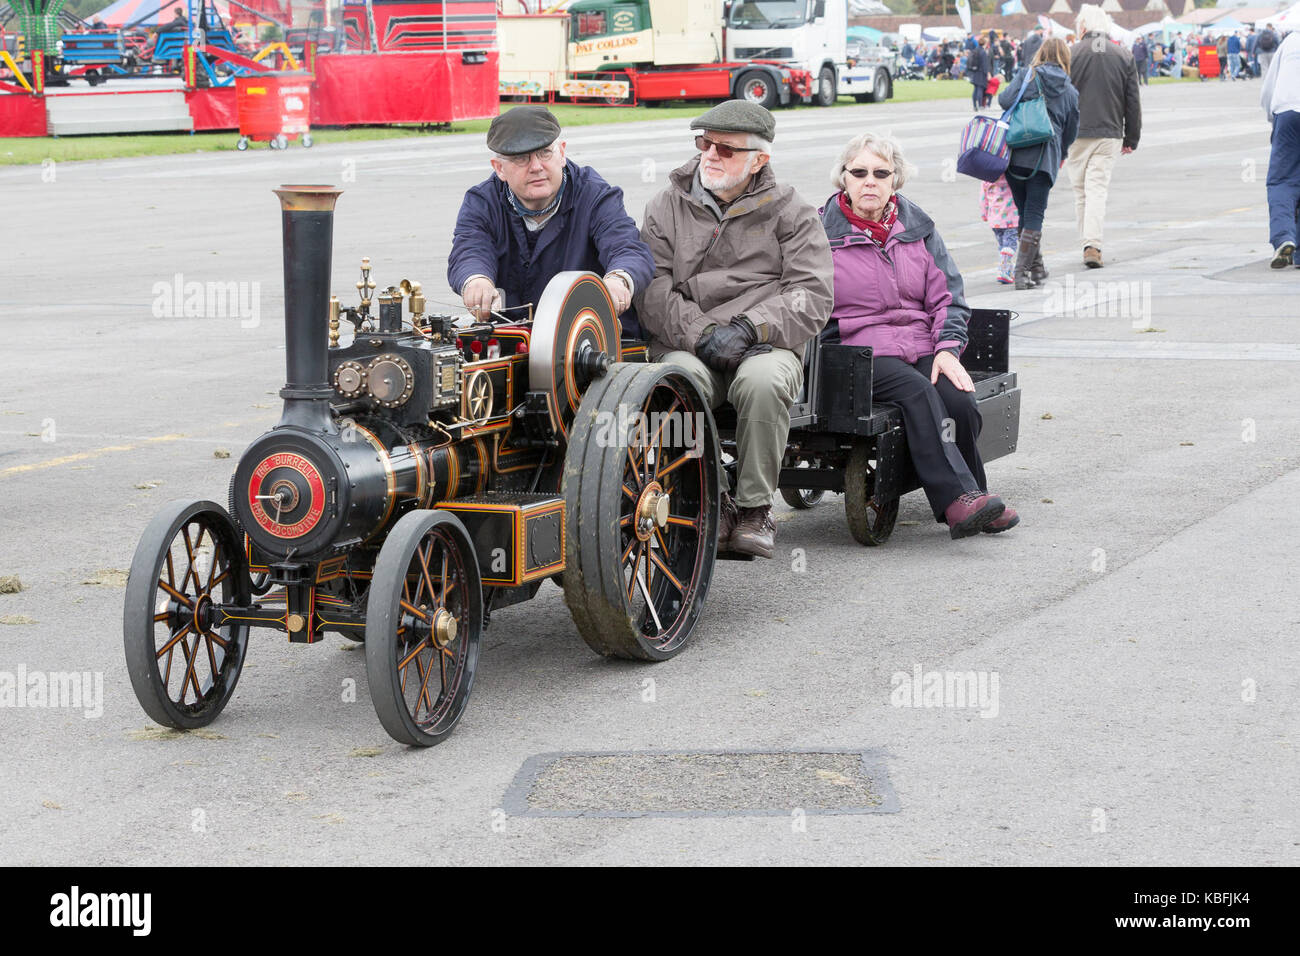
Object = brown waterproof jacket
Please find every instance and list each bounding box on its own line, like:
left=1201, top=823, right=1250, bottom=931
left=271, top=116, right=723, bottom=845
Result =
left=636, top=155, right=833, bottom=360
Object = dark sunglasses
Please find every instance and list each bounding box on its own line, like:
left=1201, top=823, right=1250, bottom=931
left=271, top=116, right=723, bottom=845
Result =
left=695, top=135, right=760, bottom=159
left=846, top=167, right=894, bottom=181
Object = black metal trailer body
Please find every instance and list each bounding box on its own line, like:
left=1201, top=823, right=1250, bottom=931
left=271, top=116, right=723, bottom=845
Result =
left=714, top=309, right=1021, bottom=546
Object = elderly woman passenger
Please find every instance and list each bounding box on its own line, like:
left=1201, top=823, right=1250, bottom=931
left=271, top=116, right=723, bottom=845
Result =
left=819, top=133, right=1018, bottom=538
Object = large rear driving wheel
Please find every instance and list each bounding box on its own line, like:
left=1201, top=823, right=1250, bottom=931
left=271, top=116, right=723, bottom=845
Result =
left=562, top=363, right=719, bottom=661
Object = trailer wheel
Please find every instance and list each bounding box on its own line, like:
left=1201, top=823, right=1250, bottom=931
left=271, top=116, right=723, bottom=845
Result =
left=364, top=510, right=482, bottom=747
left=780, top=458, right=826, bottom=509
left=236, top=136, right=249, bottom=151
left=562, top=363, right=720, bottom=661
left=814, top=66, right=836, bottom=106
left=737, top=70, right=779, bottom=109
left=844, top=440, right=900, bottom=546
left=123, top=499, right=252, bottom=730
left=855, top=68, right=892, bottom=103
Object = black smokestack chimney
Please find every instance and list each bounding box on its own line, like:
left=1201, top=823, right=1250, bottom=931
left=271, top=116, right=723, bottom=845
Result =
left=273, top=184, right=342, bottom=431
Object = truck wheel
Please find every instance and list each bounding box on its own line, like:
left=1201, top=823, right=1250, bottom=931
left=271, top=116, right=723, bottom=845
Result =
left=737, top=70, right=779, bottom=110
left=123, top=499, right=252, bottom=730
left=814, top=66, right=836, bottom=106
left=844, top=440, right=900, bottom=546
left=857, top=68, right=891, bottom=103
left=562, top=362, right=720, bottom=661
left=599, top=71, right=632, bottom=105
left=364, top=510, right=482, bottom=747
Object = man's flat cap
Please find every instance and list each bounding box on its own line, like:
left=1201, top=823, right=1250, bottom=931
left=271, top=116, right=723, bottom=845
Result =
left=690, top=101, right=776, bottom=142
left=487, top=106, right=562, bottom=155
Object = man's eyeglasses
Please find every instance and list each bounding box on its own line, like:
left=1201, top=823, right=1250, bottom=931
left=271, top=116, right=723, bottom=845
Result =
left=502, top=146, right=557, bottom=167
left=695, top=135, right=760, bottom=160
left=846, top=167, right=894, bottom=181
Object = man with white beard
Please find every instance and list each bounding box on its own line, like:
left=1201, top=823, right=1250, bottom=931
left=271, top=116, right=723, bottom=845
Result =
left=636, top=102, right=833, bottom=559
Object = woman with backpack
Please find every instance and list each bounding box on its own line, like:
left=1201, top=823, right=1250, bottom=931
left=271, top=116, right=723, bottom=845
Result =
left=997, top=37, right=1080, bottom=289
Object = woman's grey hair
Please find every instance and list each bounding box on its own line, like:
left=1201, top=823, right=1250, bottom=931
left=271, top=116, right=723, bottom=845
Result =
left=830, top=132, right=915, bottom=192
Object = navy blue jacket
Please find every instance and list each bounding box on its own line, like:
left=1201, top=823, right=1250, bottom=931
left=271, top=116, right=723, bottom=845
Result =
left=998, top=64, right=1080, bottom=184
left=447, top=159, right=654, bottom=332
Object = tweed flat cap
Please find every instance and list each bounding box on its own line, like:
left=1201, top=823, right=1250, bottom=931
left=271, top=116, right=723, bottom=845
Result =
left=690, top=101, right=776, bottom=142
left=487, top=106, right=562, bottom=155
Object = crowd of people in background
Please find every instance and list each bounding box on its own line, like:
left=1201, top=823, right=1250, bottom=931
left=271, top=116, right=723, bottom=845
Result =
left=895, top=19, right=1294, bottom=90
left=906, top=7, right=1295, bottom=274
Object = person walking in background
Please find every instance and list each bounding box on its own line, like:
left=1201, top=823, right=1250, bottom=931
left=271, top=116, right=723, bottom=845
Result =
left=1066, top=5, right=1141, bottom=269
left=1227, top=31, right=1243, bottom=80
left=997, top=38, right=1080, bottom=289
left=1259, top=24, right=1280, bottom=78
left=1247, top=26, right=1259, bottom=78
left=1217, top=32, right=1230, bottom=82
left=1020, top=25, right=1044, bottom=68
left=1261, top=32, right=1300, bottom=268
left=981, top=174, right=1020, bottom=284
left=1132, top=33, right=1150, bottom=87
left=967, top=36, right=992, bottom=112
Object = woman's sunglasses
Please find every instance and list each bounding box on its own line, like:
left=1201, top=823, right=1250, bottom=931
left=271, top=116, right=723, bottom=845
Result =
left=695, top=135, right=760, bottom=160
left=846, top=167, right=895, bottom=181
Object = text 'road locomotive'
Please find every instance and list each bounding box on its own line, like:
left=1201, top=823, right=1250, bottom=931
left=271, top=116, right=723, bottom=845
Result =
left=125, top=185, right=721, bottom=746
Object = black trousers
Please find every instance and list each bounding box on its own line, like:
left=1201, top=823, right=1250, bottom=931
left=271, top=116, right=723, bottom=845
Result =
left=872, top=354, right=986, bottom=521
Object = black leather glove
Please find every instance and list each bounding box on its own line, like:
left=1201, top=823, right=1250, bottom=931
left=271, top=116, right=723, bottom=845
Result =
left=696, top=315, right=760, bottom=374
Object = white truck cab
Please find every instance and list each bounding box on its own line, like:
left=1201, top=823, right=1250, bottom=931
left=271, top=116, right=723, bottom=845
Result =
left=724, top=0, right=893, bottom=105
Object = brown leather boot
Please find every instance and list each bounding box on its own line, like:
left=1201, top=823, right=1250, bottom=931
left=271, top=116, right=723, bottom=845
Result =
left=730, top=504, right=775, bottom=559
left=718, top=492, right=739, bottom=551
left=1013, top=229, right=1041, bottom=290
left=1030, top=245, right=1048, bottom=283
left=1083, top=246, right=1103, bottom=268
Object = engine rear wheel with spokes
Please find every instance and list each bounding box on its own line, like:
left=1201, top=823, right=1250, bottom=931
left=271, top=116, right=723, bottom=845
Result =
left=563, top=363, right=720, bottom=661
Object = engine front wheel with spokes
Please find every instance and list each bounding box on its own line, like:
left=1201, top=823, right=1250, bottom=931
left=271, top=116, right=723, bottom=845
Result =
left=123, top=499, right=252, bottom=729
left=364, top=510, right=483, bottom=746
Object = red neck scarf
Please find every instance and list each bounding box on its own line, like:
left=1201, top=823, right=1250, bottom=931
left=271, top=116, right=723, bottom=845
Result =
left=838, top=191, right=897, bottom=246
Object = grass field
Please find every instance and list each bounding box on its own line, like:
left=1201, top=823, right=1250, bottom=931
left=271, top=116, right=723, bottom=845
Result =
left=0, top=76, right=1192, bottom=166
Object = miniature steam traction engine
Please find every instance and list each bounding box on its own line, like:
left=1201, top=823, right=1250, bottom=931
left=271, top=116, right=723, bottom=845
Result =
left=124, top=184, right=1021, bottom=748
left=124, top=185, right=721, bottom=746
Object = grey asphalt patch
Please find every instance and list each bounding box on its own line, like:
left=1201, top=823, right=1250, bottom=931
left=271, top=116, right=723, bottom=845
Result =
left=502, top=749, right=900, bottom=818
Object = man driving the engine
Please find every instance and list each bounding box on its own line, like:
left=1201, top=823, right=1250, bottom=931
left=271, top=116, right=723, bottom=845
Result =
left=448, top=106, right=654, bottom=335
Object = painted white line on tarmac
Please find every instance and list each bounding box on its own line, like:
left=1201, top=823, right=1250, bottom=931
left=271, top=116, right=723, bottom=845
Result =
left=1010, top=337, right=1300, bottom=361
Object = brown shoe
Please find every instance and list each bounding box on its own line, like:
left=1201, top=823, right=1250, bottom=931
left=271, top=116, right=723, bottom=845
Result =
left=718, top=492, right=739, bottom=550
left=1083, top=246, right=1103, bottom=268
left=730, top=504, right=775, bottom=559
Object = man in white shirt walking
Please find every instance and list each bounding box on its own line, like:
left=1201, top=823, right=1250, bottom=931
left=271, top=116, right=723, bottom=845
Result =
left=1261, top=32, right=1300, bottom=268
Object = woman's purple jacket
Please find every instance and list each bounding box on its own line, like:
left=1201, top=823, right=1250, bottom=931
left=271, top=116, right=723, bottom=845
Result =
left=818, top=192, right=971, bottom=363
